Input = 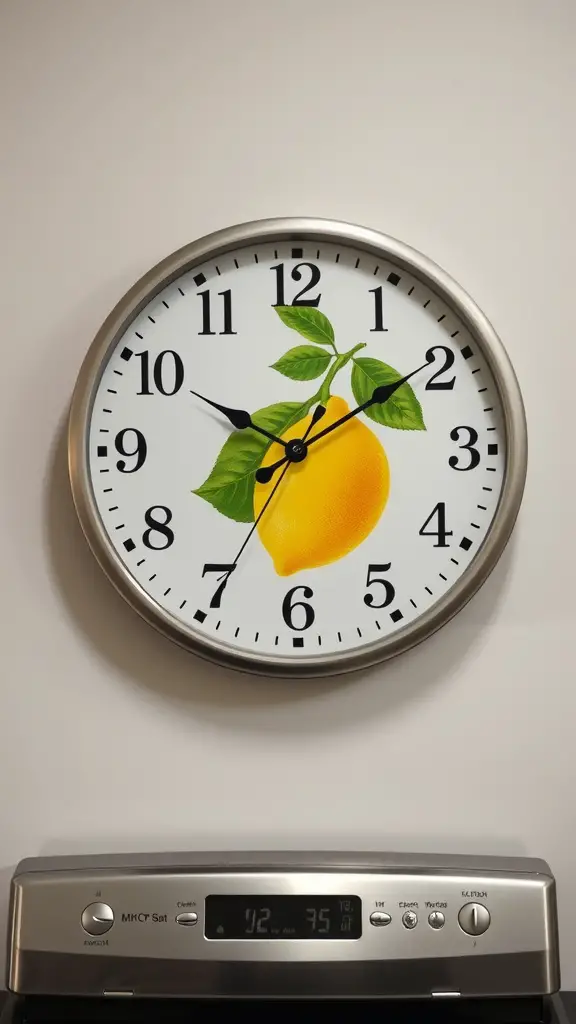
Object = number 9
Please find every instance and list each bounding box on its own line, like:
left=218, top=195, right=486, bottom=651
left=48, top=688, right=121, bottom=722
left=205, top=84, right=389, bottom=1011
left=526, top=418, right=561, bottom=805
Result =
left=114, top=428, right=147, bottom=473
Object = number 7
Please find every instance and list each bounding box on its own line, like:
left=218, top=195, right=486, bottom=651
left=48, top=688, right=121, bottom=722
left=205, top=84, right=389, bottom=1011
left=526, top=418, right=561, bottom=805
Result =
left=202, top=563, right=236, bottom=608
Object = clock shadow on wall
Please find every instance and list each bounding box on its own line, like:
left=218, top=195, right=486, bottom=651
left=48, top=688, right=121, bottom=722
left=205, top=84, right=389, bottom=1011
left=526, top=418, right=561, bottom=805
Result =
left=45, top=418, right=514, bottom=730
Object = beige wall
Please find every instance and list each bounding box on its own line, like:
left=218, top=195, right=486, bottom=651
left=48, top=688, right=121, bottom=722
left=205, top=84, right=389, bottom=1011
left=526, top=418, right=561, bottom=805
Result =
left=1, top=0, right=575, bottom=986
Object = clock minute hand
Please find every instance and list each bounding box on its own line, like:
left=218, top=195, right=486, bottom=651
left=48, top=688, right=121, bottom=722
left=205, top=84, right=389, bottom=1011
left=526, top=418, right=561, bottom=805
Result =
left=190, top=390, right=287, bottom=448
left=305, top=357, right=433, bottom=448
left=255, top=358, right=432, bottom=484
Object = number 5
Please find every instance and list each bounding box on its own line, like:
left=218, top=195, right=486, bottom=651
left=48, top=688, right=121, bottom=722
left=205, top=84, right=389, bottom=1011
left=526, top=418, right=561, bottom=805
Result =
left=363, top=564, right=395, bottom=608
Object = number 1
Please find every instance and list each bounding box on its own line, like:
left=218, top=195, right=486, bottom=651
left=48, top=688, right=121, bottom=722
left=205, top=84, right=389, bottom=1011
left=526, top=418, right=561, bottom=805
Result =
left=369, top=286, right=388, bottom=332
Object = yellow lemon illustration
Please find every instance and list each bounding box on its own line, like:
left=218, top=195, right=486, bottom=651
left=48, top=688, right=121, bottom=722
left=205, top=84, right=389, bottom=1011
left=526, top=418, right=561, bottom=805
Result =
left=254, top=396, right=390, bottom=575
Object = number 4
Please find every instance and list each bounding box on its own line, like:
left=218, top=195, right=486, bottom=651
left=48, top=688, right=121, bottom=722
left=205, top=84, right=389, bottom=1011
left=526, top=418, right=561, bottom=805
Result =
left=419, top=502, right=453, bottom=547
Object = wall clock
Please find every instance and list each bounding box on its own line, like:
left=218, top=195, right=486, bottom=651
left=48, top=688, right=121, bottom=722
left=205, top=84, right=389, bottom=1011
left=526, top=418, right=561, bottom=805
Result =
left=68, top=218, right=527, bottom=678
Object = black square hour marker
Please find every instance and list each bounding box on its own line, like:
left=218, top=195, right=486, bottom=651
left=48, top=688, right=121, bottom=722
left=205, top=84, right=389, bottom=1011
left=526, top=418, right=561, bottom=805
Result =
left=292, top=636, right=304, bottom=647
left=120, top=346, right=133, bottom=361
left=461, top=345, right=474, bottom=360
left=97, top=446, right=108, bottom=457
left=291, top=247, right=303, bottom=259
left=460, top=537, right=473, bottom=551
left=123, top=538, right=136, bottom=553
left=390, top=609, right=404, bottom=623
left=488, top=443, right=499, bottom=456
left=387, top=272, right=400, bottom=286
left=193, top=272, right=206, bottom=287
left=193, top=609, right=207, bottom=623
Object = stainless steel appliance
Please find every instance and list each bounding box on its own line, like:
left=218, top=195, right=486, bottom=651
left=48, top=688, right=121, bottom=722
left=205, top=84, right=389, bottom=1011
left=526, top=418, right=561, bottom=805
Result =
left=1, top=851, right=568, bottom=1022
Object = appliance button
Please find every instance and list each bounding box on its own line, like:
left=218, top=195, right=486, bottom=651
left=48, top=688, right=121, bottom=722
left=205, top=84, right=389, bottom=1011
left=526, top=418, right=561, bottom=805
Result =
left=81, top=902, right=114, bottom=935
left=428, top=911, right=445, bottom=929
left=176, top=912, right=198, bottom=926
left=370, top=911, right=391, bottom=927
left=458, top=902, right=490, bottom=936
left=402, top=910, right=418, bottom=929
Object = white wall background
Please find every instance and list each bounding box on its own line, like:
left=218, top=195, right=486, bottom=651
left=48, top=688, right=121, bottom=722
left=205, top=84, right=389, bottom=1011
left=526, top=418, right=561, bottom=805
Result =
left=1, top=0, right=575, bottom=987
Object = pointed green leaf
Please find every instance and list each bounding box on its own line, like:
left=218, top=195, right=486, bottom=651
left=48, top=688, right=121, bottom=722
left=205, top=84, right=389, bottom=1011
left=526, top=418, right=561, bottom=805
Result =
left=351, top=357, right=426, bottom=430
left=192, top=400, right=310, bottom=522
left=274, top=306, right=335, bottom=346
left=271, top=344, right=332, bottom=381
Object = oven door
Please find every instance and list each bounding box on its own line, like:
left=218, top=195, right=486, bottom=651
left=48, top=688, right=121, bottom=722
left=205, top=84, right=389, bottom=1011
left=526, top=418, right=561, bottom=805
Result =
left=0, top=995, right=570, bottom=1024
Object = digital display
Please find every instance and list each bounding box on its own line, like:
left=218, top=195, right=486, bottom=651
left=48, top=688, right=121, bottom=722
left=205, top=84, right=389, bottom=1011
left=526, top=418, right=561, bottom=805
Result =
left=205, top=895, right=362, bottom=940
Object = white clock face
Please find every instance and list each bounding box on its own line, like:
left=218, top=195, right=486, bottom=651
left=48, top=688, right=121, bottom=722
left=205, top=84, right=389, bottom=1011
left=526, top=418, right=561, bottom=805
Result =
left=81, top=232, right=511, bottom=673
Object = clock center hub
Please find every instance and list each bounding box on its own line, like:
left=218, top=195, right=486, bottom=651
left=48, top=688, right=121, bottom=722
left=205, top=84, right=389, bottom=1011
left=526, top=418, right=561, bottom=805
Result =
left=286, top=438, right=308, bottom=463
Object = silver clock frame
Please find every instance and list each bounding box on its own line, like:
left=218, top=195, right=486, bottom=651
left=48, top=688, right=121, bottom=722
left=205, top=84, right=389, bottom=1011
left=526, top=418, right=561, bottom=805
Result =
left=68, top=217, right=527, bottom=678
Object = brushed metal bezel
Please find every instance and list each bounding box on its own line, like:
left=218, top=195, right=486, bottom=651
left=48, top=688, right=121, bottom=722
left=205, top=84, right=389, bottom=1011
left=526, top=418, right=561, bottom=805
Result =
left=68, top=217, right=527, bottom=678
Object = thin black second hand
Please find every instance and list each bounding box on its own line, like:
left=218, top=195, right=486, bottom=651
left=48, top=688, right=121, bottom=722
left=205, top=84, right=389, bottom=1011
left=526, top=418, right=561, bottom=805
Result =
left=234, top=460, right=291, bottom=566
left=215, top=406, right=325, bottom=604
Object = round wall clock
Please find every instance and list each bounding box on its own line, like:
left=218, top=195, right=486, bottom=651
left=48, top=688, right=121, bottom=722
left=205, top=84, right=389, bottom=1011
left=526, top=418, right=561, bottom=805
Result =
left=69, top=218, right=527, bottom=678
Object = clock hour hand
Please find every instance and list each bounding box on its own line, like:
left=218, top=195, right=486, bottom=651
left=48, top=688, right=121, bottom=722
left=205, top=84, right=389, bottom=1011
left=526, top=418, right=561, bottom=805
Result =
left=255, top=404, right=326, bottom=485
left=190, top=390, right=287, bottom=448
left=207, top=406, right=326, bottom=608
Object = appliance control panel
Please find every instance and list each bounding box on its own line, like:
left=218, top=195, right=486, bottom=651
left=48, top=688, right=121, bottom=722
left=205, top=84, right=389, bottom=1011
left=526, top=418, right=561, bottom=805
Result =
left=7, top=851, right=559, bottom=1000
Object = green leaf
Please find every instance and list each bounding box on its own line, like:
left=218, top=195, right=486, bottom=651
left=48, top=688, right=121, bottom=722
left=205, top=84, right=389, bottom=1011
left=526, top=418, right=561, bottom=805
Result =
left=351, top=357, right=426, bottom=431
left=192, top=400, right=310, bottom=522
left=271, top=344, right=332, bottom=381
left=274, top=306, right=335, bottom=346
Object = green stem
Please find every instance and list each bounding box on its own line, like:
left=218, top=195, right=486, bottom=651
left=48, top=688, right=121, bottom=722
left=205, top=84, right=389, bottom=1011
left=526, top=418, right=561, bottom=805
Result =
left=316, top=342, right=366, bottom=404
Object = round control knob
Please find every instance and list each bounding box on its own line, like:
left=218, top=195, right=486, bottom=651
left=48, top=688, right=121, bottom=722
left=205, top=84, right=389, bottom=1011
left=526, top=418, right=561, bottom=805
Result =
left=402, top=910, right=418, bottom=929
left=428, top=911, right=445, bottom=929
left=458, top=902, right=490, bottom=936
left=81, top=902, right=114, bottom=935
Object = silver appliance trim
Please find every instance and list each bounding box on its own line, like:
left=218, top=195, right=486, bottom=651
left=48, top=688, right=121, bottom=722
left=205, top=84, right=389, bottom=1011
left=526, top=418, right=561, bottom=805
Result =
left=7, top=852, right=560, bottom=1000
